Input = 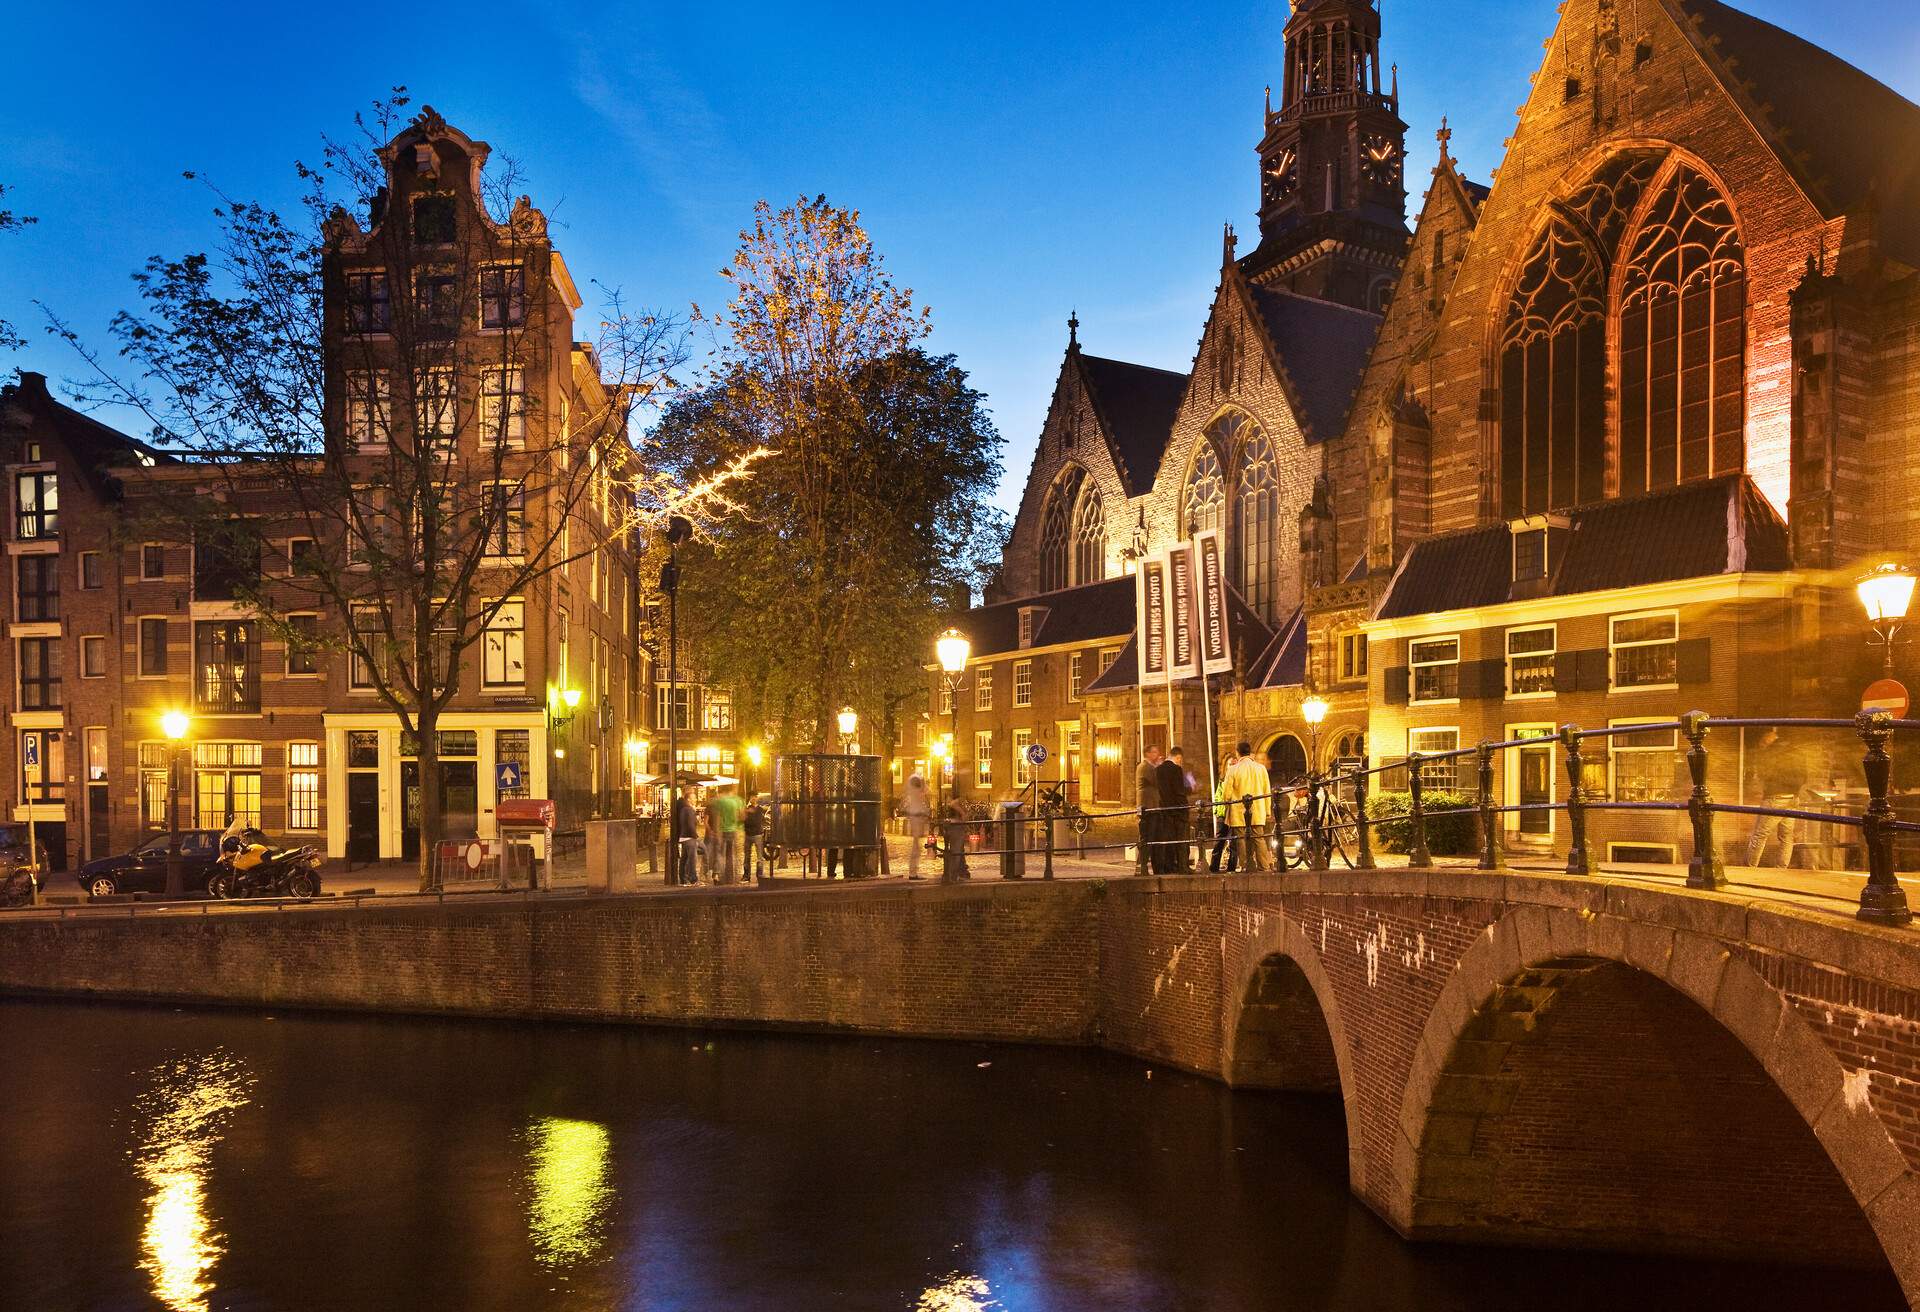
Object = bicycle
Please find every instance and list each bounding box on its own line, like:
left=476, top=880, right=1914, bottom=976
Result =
left=1032, top=782, right=1092, bottom=835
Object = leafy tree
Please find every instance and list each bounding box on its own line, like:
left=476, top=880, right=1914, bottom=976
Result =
left=0, top=184, right=35, bottom=354
left=656, top=196, right=1005, bottom=758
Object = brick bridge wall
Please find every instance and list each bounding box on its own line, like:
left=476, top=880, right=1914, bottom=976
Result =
left=2, top=871, right=1916, bottom=1299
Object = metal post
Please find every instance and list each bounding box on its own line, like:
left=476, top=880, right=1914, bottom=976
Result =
left=1306, top=774, right=1326, bottom=870
left=1681, top=710, right=1725, bottom=890
left=1406, top=752, right=1432, bottom=868
left=1043, top=808, right=1055, bottom=880
left=1855, top=708, right=1913, bottom=926
left=165, top=745, right=184, bottom=898
left=1476, top=742, right=1505, bottom=871
left=1559, top=724, right=1590, bottom=876
left=1354, top=759, right=1375, bottom=870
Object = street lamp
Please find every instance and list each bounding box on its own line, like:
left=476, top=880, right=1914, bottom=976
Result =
left=837, top=706, right=858, bottom=753
left=661, top=514, right=693, bottom=881
left=934, top=627, right=970, bottom=798
left=160, top=709, right=190, bottom=897
left=930, top=733, right=952, bottom=828
left=745, top=743, right=764, bottom=796
left=1300, top=694, right=1330, bottom=768
left=1857, top=563, right=1916, bottom=672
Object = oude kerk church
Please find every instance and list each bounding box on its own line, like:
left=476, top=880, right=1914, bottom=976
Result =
left=931, top=0, right=1920, bottom=866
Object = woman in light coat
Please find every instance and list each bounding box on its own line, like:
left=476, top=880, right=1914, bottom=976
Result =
left=900, top=774, right=933, bottom=880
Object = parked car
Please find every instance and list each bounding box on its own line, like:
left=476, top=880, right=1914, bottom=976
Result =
left=78, top=830, right=224, bottom=898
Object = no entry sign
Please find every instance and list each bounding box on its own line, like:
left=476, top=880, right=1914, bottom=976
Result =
left=1862, top=678, right=1909, bottom=719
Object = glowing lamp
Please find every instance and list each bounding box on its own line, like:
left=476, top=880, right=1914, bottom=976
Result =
left=1857, top=564, right=1916, bottom=624
left=746, top=744, right=764, bottom=767
left=553, top=747, right=567, bottom=760
left=160, top=710, right=190, bottom=740
left=561, top=687, right=583, bottom=710
left=1301, top=695, right=1330, bottom=727
left=936, top=628, right=971, bottom=675
left=837, top=706, right=858, bottom=739
left=931, top=735, right=952, bottom=761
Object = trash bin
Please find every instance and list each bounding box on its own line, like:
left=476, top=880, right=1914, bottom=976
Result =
left=998, top=800, right=1026, bottom=881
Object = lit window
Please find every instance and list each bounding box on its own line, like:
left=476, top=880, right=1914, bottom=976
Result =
left=1506, top=625, right=1556, bottom=697
left=479, top=264, right=526, bottom=329
left=416, top=368, right=456, bottom=451
left=349, top=605, right=383, bottom=689
left=287, top=742, right=321, bottom=830
left=345, top=270, right=391, bottom=333
left=1339, top=631, right=1368, bottom=683
left=15, top=471, right=57, bottom=541
left=1609, top=720, right=1678, bottom=802
left=975, top=731, right=993, bottom=786
left=1409, top=636, right=1460, bottom=703
left=480, top=366, right=526, bottom=447
left=702, top=692, right=733, bottom=731
left=975, top=670, right=993, bottom=712
left=1013, top=660, right=1032, bottom=708
left=1408, top=727, right=1459, bottom=792
left=1610, top=612, right=1678, bottom=689
left=1069, top=653, right=1084, bottom=701
left=346, top=370, right=390, bottom=448
left=482, top=600, right=524, bottom=688
left=1014, top=728, right=1034, bottom=786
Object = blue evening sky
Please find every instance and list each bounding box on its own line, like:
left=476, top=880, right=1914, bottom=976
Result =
left=3, top=1, right=1915, bottom=511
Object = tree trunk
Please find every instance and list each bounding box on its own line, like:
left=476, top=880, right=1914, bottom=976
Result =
left=416, top=706, right=442, bottom=892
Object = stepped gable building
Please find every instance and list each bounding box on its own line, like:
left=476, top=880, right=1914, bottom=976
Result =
left=948, top=0, right=1920, bottom=867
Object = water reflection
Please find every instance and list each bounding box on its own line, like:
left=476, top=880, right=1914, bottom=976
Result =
left=130, top=1051, right=253, bottom=1312
left=526, top=1116, right=612, bottom=1266
left=915, top=1273, right=1003, bottom=1311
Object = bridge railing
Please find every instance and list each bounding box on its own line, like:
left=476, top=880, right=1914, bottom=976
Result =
left=1309, top=710, right=1914, bottom=928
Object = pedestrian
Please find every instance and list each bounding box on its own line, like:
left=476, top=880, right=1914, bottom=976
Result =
left=942, top=793, right=971, bottom=883
left=1136, top=744, right=1163, bottom=874
left=709, top=784, right=744, bottom=885
left=1222, top=742, right=1274, bottom=872
left=1209, top=755, right=1238, bottom=873
left=1745, top=726, right=1808, bottom=867
left=701, top=793, right=720, bottom=880
left=742, top=792, right=767, bottom=882
left=672, top=787, right=700, bottom=885
left=1157, top=747, right=1193, bottom=872
left=901, top=773, right=933, bottom=880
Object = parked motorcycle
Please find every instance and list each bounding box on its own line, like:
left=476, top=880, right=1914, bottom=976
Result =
left=209, top=827, right=323, bottom=900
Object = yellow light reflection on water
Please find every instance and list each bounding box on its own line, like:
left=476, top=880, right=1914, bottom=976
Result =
left=916, top=1274, right=1002, bottom=1311
left=527, top=1116, right=612, bottom=1266
left=132, top=1052, right=253, bottom=1312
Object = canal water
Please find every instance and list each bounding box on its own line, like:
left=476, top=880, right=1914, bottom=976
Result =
left=0, top=1000, right=1901, bottom=1311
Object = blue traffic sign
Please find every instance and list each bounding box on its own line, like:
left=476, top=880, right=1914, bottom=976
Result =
left=496, top=760, right=523, bottom=792
left=23, top=736, right=38, bottom=769
left=1024, top=742, right=1048, bottom=766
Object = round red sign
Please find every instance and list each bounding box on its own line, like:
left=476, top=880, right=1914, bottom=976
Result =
left=1861, top=678, right=1909, bottom=719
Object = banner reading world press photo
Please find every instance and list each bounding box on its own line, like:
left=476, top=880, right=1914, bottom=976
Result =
left=1165, top=541, right=1199, bottom=680
left=1193, top=528, right=1232, bottom=676
left=1136, top=552, right=1169, bottom=680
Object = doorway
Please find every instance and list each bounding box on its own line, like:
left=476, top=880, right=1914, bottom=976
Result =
left=347, top=773, right=380, bottom=862
left=1507, top=725, right=1556, bottom=841
left=1266, top=734, right=1308, bottom=786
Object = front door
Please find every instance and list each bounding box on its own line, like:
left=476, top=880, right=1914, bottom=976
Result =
left=347, top=772, right=380, bottom=862
left=1507, top=726, right=1556, bottom=840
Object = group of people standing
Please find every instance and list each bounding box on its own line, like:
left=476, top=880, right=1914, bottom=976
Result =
left=668, top=784, right=767, bottom=886
left=1135, top=740, right=1282, bottom=874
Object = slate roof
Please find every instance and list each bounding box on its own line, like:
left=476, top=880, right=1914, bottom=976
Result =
left=1245, top=287, right=1383, bottom=444
left=1076, top=353, right=1189, bottom=497
left=947, top=576, right=1135, bottom=661
left=1671, top=0, right=1920, bottom=265
left=1252, top=607, right=1308, bottom=689
left=1374, top=475, right=1791, bottom=621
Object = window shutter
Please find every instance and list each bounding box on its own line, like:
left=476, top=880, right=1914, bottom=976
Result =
left=1468, top=659, right=1505, bottom=701
left=1554, top=652, right=1579, bottom=694
left=1576, top=648, right=1610, bottom=691
left=1676, top=636, right=1712, bottom=685
left=1385, top=666, right=1409, bottom=705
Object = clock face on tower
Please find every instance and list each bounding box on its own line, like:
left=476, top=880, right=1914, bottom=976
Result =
left=1362, top=134, right=1401, bottom=187
left=1263, top=146, right=1300, bottom=206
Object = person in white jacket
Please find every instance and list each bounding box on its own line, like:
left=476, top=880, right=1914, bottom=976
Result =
left=900, top=774, right=933, bottom=880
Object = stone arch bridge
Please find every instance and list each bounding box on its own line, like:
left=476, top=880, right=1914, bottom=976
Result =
left=3, top=869, right=1917, bottom=1298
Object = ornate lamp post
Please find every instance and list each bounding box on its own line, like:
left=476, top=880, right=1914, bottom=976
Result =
left=1857, top=563, right=1916, bottom=673
left=936, top=627, right=970, bottom=784
left=745, top=743, right=764, bottom=796
left=1300, top=694, right=1330, bottom=770
left=160, top=709, right=191, bottom=897
left=837, top=706, right=858, bottom=754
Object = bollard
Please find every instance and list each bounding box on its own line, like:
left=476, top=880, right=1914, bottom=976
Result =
left=1043, top=812, right=1055, bottom=881
left=1354, top=761, right=1376, bottom=870
left=999, top=801, right=1026, bottom=881
left=1559, top=724, right=1590, bottom=876
left=1476, top=743, right=1505, bottom=870
left=1855, top=709, right=1913, bottom=926
left=1680, top=710, right=1726, bottom=890
left=1406, top=753, right=1433, bottom=868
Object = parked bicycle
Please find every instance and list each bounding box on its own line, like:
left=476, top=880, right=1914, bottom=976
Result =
left=1032, top=782, right=1093, bottom=835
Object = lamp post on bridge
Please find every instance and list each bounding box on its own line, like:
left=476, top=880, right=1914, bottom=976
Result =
left=160, top=709, right=191, bottom=898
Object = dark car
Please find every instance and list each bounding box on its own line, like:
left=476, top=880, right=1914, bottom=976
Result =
left=79, top=830, right=224, bottom=898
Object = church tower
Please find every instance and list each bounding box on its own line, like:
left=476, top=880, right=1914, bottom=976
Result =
left=1247, top=0, right=1409, bottom=306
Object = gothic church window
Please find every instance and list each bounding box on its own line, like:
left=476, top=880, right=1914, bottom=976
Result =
left=1618, top=166, right=1746, bottom=493
left=1183, top=442, right=1226, bottom=537
left=1072, top=486, right=1105, bottom=586
left=1500, top=220, right=1606, bottom=516
left=1232, top=426, right=1283, bottom=625
left=1039, top=465, right=1104, bottom=593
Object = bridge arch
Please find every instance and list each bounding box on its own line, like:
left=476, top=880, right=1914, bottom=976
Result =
left=1223, top=914, right=1364, bottom=1190
left=1393, top=905, right=1913, bottom=1298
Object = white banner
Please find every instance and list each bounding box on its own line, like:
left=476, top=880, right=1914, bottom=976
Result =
left=1166, top=541, right=1200, bottom=680
left=1137, top=550, right=1169, bottom=682
left=1194, top=527, right=1233, bottom=676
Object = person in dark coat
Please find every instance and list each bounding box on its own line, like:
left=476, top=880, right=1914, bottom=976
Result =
left=672, top=788, right=700, bottom=885
left=1136, top=745, right=1163, bottom=875
left=1745, top=727, right=1809, bottom=867
left=1155, top=746, right=1193, bottom=872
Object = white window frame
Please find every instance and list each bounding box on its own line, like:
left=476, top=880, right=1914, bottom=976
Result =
left=140, top=543, right=168, bottom=580
left=1511, top=525, right=1549, bottom=582
left=1407, top=726, right=1460, bottom=792
left=349, top=604, right=382, bottom=691
left=1338, top=630, right=1368, bottom=683
left=415, top=366, right=457, bottom=453
left=1609, top=609, right=1679, bottom=693
left=975, top=730, right=993, bottom=786
left=345, top=369, right=390, bottom=449
left=1505, top=624, right=1557, bottom=700
left=1408, top=634, right=1461, bottom=705
left=482, top=599, right=525, bottom=689
left=1607, top=717, right=1678, bottom=803
left=287, top=742, right=321, bottom=831
left=1013, top=659, right=1032, bottom=708
left=479, top=364, right=527, bottom=449
left=1069, top=653, right=1085, bottom=702
left=478, top=262, right=527, bottom=331
left=975, top=669, right=993, bottom=712
left=1013, top=728, right=1034, bottom=787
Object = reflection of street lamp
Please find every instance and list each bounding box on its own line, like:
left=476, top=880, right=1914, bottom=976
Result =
left=161, top=710, right=191, bottom=897
left=837, top=706, right=858, bottom=753
left=1857, top=563, right=1916, bottom=672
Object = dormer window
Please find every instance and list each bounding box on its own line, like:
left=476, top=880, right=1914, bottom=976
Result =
left=1018, top=606, right=1046, bottom=649
left=1513, top=528, right=1547, bottom=583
